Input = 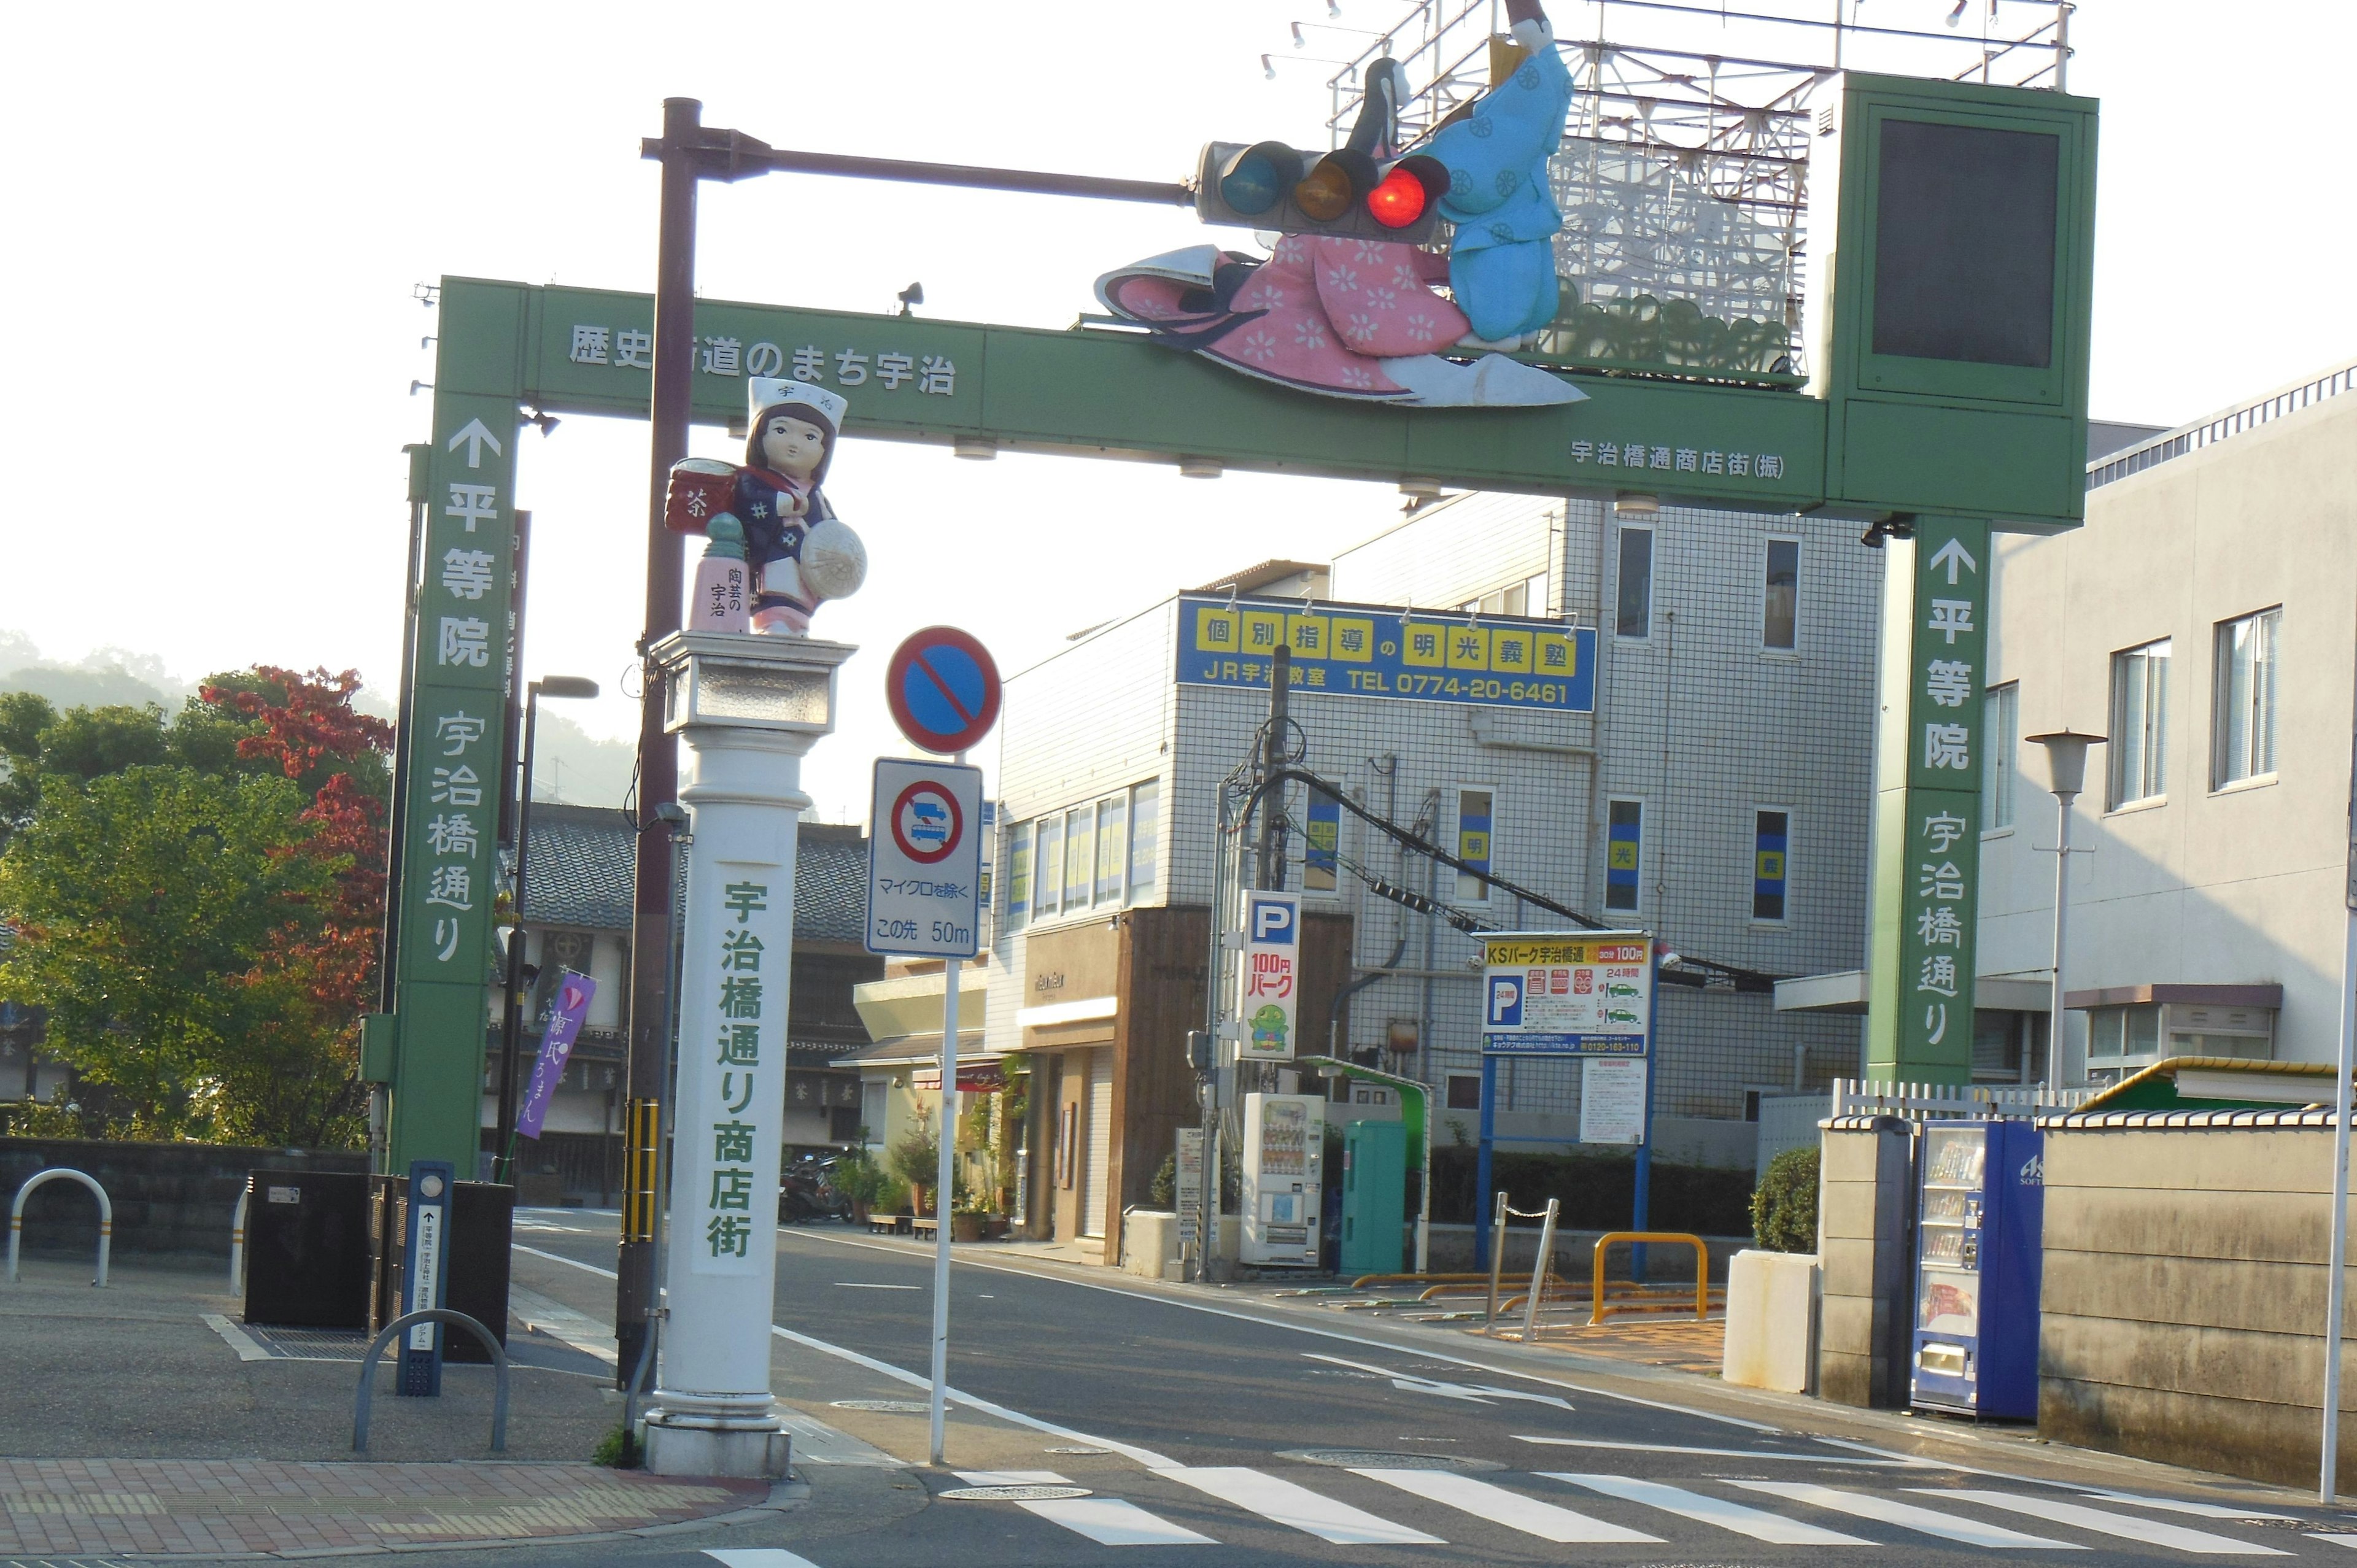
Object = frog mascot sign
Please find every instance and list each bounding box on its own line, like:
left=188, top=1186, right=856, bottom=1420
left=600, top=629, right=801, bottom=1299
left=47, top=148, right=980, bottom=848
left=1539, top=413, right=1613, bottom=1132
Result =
left=665, top=378, right=870, bottom=634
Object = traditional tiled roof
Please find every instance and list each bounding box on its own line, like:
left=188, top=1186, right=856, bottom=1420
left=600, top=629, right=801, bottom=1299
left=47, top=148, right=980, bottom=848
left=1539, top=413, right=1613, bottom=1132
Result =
left=521, top=805, right=867, bottom=943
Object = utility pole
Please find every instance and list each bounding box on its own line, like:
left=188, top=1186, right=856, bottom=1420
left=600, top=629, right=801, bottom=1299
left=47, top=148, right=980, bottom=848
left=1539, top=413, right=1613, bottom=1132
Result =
left=618, top=95, right=701, bottom=1389
left=1258, top=644, right=1291, bottom=894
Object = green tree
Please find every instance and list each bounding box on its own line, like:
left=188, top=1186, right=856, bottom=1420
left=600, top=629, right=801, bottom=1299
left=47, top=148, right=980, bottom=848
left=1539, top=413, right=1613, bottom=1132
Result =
left=0, top=767, right=324, bottom=1137
left=1750, top=1146, right=1821, bottom=1253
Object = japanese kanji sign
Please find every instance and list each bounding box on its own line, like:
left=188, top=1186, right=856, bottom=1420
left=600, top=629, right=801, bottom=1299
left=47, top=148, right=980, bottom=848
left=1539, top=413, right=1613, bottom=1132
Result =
left=1177, top=594, right=1596, bottom=714
left=866, top=758, right=983, bottom=959
left=1480, top=932, right=1654, bottom=1056
left=1237, top=892, right=1301, bottom=1062
left=680, top=861, right=791, bottom=1277
left=1868, top=517, right=1991, bottom=1081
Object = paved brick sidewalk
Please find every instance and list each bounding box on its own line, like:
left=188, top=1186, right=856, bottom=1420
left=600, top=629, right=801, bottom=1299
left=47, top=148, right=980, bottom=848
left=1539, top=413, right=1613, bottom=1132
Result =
left=0, top=1458, right=770, bottom=1559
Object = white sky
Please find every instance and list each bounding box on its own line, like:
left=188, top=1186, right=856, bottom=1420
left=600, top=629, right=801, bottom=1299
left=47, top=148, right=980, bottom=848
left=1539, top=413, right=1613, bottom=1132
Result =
left=3, top=1, right=2351, bottom=822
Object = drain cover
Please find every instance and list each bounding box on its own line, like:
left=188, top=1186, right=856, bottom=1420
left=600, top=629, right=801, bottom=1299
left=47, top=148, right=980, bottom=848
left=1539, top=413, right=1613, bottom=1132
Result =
left=830, top=1398, right=931, bottom=1413
left=1279, top=1448, right=1504, bottom=1472
left=940, top=1484, right=1093, bottom=1501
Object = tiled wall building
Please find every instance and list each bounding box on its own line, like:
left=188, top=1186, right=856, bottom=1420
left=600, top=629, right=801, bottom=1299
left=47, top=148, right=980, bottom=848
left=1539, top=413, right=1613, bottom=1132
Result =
left=978, top=485, right=1881, bottom=1254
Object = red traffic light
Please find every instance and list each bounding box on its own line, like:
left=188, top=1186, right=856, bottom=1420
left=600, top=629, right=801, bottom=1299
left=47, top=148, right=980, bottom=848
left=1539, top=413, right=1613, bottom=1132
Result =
left=1366, top=156, right=1447, bottom=231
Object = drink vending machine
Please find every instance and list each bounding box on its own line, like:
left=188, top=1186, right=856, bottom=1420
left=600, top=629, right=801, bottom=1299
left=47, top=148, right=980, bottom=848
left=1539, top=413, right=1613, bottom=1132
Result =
left=1912, top=1119, right=2045, bottom=1419
left=1240, top=1092, right=1324, bottom=1267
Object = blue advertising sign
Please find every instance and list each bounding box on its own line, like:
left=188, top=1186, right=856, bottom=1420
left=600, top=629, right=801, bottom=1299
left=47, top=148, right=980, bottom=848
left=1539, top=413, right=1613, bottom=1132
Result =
left=1175, top=595, right=1595, bottom=713
left=1479, top=933, right=1654, bottom=1056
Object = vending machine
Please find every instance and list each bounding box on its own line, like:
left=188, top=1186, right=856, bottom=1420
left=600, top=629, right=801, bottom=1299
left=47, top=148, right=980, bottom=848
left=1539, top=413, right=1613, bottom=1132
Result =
left=1240, top=1092, right=1325, bottom=1268
left=1911, top=1119, right=2045, bottom=1419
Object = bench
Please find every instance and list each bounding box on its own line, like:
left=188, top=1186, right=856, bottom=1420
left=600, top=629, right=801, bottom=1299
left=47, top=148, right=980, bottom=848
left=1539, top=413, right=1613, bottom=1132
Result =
left=910, top=1217, right=940, bottom=1240
left=867, top=1213, right=908, bottom=1236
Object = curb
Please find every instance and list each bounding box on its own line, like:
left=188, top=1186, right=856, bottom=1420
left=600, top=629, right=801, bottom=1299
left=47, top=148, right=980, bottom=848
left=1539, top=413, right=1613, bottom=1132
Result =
left=101, top=1475, right=810, bottom=1563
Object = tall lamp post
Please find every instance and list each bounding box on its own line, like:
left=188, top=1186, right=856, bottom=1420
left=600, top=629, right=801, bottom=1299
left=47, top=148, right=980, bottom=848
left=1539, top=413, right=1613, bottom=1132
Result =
left=495, top=676, right=602, bottom=1182
left=2027, top=730, right=2104, bottom=1094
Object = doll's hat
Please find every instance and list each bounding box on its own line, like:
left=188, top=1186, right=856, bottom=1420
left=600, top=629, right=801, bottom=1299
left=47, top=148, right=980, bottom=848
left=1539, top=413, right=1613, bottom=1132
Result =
left=748, top=377, right=848, bottom=430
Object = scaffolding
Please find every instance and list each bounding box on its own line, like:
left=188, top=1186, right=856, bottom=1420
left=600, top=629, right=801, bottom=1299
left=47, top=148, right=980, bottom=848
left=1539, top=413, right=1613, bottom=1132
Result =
left=1273, top=1, right=2075, bottom=383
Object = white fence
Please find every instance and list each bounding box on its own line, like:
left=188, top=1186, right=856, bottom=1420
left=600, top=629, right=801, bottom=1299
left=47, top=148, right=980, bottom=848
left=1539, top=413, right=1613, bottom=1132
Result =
left=1829, top=1078, right=2092, bottom=1122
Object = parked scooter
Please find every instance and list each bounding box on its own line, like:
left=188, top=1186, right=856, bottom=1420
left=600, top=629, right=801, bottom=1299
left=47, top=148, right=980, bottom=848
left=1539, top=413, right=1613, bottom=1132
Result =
left=778, top=1153, right=854, bottom=1223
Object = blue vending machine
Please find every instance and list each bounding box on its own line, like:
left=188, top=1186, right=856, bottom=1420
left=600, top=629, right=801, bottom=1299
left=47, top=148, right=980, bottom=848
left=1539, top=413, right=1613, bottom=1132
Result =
left=1911, top=1119, right=2045, bottom=1419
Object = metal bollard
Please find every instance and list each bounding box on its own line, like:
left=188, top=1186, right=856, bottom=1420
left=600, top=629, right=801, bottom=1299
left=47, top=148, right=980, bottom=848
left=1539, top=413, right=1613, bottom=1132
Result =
left=229, top=1186, right=250, bottom=1294
left=8, top=1168, right=112, bottom=1287
left=1521, top=1197, right=1560, bottom=1343
left=354, top=1308, right=509, bottom=1453
left=1482, top=1189, right=1510, bottom=1326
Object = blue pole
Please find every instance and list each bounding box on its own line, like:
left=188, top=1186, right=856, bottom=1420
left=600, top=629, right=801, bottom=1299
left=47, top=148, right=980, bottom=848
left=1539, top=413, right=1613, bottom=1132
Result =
left=1633, top=943, right=1663, bottom=1280
left=1474, top=1052, right=1498, bottom=1272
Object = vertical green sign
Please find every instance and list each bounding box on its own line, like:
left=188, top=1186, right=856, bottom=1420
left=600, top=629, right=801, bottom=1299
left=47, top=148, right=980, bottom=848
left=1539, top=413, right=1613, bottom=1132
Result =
left=387, top=384, right=520, bottom=1174
left=1867, top=516, right=1990, bottom=1084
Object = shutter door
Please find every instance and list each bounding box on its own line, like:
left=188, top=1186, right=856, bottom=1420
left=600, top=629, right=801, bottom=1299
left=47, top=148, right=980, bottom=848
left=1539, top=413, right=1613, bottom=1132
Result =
left=1080, top=1049, right=1115, bottom=1237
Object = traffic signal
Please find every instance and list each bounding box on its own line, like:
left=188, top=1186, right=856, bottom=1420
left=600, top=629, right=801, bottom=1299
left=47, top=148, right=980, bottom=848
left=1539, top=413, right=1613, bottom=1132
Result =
left=1195, top=141, right=1449, bottom=243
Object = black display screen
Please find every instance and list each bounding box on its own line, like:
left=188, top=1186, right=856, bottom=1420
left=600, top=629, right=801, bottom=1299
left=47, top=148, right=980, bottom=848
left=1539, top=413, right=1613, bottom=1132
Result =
left=1871, top=118, right=2059, bottom=368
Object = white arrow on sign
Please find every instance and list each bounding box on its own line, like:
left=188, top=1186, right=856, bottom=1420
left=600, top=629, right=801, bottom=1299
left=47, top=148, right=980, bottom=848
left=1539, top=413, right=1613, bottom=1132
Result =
left=447, top=418, right=503, bottom=469
left=1927, top=536, right=1979, bottom=585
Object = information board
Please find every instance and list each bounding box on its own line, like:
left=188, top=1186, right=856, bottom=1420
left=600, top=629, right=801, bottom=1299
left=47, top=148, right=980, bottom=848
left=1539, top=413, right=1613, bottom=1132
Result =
left=1480, top=932, right=1654, bottom=1056
left=1177, top=595, right=1595, bottom=714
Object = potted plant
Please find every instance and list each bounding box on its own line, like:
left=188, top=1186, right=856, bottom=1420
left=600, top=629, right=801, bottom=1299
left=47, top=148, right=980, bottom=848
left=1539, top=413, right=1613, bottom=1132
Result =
left=833, top=1143, right=885, bottom=1223
left=889, top=1131, right=940, bottom=1219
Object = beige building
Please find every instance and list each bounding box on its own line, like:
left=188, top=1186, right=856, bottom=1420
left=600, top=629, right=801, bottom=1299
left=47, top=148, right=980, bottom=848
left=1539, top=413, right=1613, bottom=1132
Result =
left=1979, top=360, right=2357, bottom=1081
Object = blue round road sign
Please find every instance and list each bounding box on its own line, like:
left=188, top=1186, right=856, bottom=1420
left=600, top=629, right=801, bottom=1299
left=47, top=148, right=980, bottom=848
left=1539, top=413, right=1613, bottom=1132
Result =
left=885, top=627, right=1001, bottom=754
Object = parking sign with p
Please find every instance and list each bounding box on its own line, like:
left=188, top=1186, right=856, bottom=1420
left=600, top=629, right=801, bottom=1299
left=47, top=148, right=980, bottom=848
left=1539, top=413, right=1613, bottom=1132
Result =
left=1237, top=891, right=1302, bottom=1062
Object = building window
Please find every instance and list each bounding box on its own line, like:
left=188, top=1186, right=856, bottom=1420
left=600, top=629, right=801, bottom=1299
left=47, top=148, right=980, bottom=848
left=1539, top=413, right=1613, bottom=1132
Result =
left=1604, top=799, right=1643, bottom=913
left=1752, top=809, right=1789, bottom=922
left=1463, top=571, right=1550, bottom=620
left=1303, top=787, right=1341, bottom=894
left=2108, top=639, right=2170, bottom=807
left=2212, top=608, right=2280, bottom=787
left=1616, top=527, right=1654, bottom=639
left=1453, top=788, right=1494, bottom=902
left=1005, top=821, right=1032, bottom=928
left=1034, top=815, right=1063, bottom=919
left=1063, top=806, right=1094, bottom=911
left=1445, top=1073, right=1482, bottom=1111
left=1128, top=780, right=1159, bottom=900
left=1094, top=794, right=1127, bottom=905
left=2084, top=1003, right=2162, bottom=1070
left=1981, top=682, right=2018, bottom=832
left=1762, top=537, right=1799, bottom=652
left=1971, top=1011, right=2048, bottom=1084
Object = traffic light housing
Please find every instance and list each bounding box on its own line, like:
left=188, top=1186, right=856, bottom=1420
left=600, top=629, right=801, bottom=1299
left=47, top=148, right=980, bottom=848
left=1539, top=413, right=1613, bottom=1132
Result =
left=1196, top=141, right=1449, bottom=244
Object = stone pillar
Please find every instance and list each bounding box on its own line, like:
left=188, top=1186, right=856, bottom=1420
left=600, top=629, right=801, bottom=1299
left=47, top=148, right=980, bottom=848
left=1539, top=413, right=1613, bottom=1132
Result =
left=640, top=631, right=852, bottom=1479
left=1816, top=1116, right=1916, bottom=1408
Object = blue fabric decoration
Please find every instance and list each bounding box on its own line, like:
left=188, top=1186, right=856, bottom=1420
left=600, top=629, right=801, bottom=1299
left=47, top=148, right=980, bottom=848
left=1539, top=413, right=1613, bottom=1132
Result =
left=1426, top=39, right=1573, bottom=338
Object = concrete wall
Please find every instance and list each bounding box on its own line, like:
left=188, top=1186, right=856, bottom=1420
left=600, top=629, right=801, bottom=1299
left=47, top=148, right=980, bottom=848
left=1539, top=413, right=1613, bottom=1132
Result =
left=1815, top=1119, right=1914, bottom=1408
left=2040, top=1118, right=2357, bottom=1490
left=1981, top=392, right=2357, bottom=1071
left=1, top=1138, right=370, bottom=1261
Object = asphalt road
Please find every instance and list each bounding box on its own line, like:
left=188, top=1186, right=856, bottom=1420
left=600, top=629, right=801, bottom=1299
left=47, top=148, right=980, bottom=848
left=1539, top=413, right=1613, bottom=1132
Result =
left=461, top=1211, right=2357, bottom=1568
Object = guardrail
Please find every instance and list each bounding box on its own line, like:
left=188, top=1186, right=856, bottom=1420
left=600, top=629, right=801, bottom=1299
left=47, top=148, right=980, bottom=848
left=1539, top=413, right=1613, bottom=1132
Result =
left=1590, top=1232, right=1708, bottom=1326
left=8, top=1167, right=111, bottom=1286
left=352, top=1309, right=509, bottom=1453
left=1832, top=1078, right=2089, bottom=1122
left=2088, top=360, right=2357, bottom=490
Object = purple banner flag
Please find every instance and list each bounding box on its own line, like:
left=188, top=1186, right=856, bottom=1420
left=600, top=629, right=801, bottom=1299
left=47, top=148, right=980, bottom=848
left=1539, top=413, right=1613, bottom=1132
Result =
left=517, top=970, right=597, bottom=1140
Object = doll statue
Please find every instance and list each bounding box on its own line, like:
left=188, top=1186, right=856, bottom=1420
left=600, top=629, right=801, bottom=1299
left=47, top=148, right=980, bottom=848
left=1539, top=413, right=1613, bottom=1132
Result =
left=664, top=378, right=869, bottom=636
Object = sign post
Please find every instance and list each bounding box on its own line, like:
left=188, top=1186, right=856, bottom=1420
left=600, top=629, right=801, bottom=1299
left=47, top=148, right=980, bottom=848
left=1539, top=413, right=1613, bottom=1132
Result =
left=398, top=1161, right=454, bottom=1397
left=872, top=627, right=998, bottom=1469
left=1476, top=931, right=1654, bottom=1272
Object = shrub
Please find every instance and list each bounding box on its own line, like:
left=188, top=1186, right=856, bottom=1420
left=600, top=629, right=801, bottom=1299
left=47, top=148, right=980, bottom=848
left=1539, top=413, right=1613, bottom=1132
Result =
left=1148, top=1153, right=1176, bottom=1208
left=832, top=1144, right=886, bottom=1208
left=1751, top=1146, right=1821, bottom=1253
left=1428, top=1146, right=1754, bottom=1234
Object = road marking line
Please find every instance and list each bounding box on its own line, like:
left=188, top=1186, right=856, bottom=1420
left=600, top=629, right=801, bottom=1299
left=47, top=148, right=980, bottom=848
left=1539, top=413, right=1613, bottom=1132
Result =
left=513, top=1242, right=1177, bottom=1467
left=1543, top=1473, right=1872, bottom=1545
left=2072, top=1487, right=2300, bottom=1522
left=1155, top=1466, right=1443, bottom=1545
left=198, top=1312, right=270, bottom=1363
left=781, top=1226, right=1782, bottom=1432
left=1916, top=1491, right=2291, bottom=1555
left=1352, top=1467, right=1661, bottom=1543
left=1731, top=1480, right=2084, bottom=1548
left=954, top=1471, right=1213, bottom=1545
left=704, top=1551, right=826, bottom=1567
left=1515, top=1435, right=1908, bottom=1465
left=2308, top=1533, right=2357, bottom=1548
left=834, top=1282, right=921, bottom=1290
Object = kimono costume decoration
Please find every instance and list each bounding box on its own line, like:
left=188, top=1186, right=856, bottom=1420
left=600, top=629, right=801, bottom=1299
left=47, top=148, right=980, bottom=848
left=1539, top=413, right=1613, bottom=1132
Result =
left=1423, top=20, right=1576, bottom=345
left=662, top=378, right=868, bottom=636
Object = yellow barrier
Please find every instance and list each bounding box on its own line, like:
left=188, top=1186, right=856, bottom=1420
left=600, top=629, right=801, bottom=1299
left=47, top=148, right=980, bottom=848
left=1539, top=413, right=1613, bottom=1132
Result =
left=1590, top=1232, right=1709, bottom=1326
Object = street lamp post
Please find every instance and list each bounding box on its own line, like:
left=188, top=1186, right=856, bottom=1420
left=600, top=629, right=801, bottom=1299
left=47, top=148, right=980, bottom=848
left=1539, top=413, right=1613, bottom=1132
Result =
left=2027, top=730, right=2105, bottom=1094
left=495, top=676, right=602, bottom=1183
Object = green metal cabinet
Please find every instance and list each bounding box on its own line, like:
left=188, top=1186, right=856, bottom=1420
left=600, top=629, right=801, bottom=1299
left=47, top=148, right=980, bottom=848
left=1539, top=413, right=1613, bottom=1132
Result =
left=1340, top=1119, right=1407, bottom=1277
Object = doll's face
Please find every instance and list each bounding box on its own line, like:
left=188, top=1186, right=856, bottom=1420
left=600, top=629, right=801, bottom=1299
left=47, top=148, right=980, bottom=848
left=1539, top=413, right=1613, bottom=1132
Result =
left=760, top=415, right=827, bottom=479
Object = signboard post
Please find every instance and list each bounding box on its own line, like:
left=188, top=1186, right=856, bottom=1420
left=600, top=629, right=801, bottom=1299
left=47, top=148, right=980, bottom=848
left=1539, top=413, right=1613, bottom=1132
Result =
left=398, top=1160, right=454, bottom=1397
left=873, top=625, right=1000, bottom=1470
left=1477, top=930, right=1655, bottom=1271
left=1174, top=1127, right=1205, bottom=1259
left=1237, top=892, right=1303, bottom=1062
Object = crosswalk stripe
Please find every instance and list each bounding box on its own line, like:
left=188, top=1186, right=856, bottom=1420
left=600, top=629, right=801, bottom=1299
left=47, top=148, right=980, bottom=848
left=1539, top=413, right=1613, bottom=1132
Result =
left=953, top=1472, right=1213, bottom=1546
left=1352, top=1468, right=1662, bottom=1543
left=1730, top=1480, right=2084, bottom=1548
left=2073, top=1487, right=2299, bottom=1522
left=1155, top=1466, right=1444, bottom=1545
left=1916, top=1491, right=2291, bottom=1555
left=1542, top=1473, right=1873, bottom=1545
left=704, top=1551, right=826, bottom=1568
left=2309, top=1532, right=2357, bottom=1549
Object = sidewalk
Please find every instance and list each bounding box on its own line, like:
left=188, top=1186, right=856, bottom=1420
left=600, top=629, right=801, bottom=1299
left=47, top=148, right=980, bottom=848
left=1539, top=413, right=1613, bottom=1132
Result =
left=0, top=1254, right=797, bottom=1559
